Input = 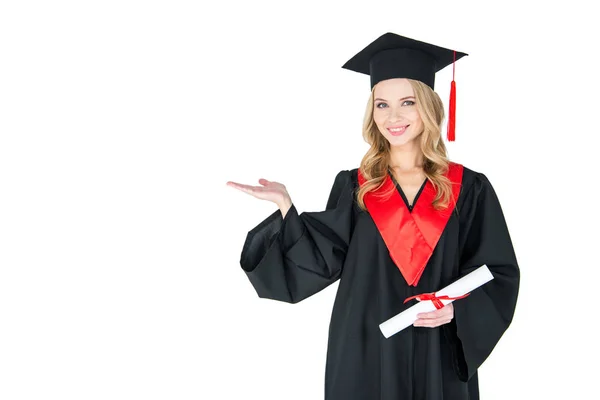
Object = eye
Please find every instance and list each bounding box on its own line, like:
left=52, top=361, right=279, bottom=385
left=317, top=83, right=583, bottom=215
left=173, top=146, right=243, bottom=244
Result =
left=375, top=102, right=388, bottom=109
left=402, top=100, right=415, bottom=106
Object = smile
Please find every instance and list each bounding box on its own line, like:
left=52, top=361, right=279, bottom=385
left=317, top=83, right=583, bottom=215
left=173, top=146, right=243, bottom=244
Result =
left=387, top=125, right=409, bottom=136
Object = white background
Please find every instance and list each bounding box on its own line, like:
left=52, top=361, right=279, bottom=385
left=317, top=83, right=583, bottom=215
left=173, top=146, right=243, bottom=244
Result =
left=1, top=1, right=598, bottom=399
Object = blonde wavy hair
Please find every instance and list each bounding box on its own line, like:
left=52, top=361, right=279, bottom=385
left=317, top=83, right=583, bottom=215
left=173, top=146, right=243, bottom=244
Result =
left=357, top=79, right=453, bottom=211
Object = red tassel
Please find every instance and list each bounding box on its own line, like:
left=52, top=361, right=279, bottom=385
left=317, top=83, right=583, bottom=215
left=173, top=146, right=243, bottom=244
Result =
left=447, top=80, right=456, bottom=141
left=447, top=50, right=457, bottom=142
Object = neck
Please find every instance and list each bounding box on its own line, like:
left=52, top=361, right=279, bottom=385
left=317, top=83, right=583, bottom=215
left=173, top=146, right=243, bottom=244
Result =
left=388, top=145, right=424, bottom=172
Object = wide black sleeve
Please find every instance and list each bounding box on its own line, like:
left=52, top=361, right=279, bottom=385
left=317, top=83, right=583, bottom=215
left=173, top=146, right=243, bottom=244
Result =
left=239, top=170, right=355, bottom=304
left=444, top=172, right=520, bottom=381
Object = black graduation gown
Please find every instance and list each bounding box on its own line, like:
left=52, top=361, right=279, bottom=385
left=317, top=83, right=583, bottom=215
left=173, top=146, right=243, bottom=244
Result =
left=239, top=166, right=520, bottom=400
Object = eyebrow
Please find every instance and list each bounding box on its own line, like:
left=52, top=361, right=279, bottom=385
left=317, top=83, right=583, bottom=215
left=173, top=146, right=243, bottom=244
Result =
left=374, top=96, right=415, bottom=102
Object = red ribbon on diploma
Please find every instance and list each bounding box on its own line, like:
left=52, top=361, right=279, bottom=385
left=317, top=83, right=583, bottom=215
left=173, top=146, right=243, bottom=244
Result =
left=404, top=292, right=471, bottom=310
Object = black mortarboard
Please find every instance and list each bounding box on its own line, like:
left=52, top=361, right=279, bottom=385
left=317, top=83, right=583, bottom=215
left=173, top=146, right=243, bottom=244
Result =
left=341, top=32, right=467, bottom=89
left=342, top=32, right=468, bottom=141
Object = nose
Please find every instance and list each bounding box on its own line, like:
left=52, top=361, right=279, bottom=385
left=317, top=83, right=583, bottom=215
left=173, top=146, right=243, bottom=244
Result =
left=387, top=106, right=405, bottom=123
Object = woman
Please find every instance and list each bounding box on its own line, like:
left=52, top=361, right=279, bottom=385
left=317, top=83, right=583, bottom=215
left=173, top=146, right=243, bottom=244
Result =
left=227, top=33, right=520, bottom=400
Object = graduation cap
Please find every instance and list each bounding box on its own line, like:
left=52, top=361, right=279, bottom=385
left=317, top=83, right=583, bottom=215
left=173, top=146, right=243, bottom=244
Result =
left=342, top=33, right=468, bottom=141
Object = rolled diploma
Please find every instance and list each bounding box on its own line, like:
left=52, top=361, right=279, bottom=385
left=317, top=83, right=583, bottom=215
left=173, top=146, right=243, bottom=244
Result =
left=379, top=265, right=494, bottom=338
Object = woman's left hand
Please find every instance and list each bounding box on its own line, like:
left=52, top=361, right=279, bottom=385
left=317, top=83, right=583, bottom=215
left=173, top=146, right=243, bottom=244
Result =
left=413, top=303, right=454, bottom=328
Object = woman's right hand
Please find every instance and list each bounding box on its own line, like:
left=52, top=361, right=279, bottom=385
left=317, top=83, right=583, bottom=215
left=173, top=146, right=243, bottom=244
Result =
left=226, top=179, right=293, bottom=216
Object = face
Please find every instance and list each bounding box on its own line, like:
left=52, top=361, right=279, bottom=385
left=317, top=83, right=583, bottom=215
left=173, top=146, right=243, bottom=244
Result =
left=372, top=78, right=424, bottom=148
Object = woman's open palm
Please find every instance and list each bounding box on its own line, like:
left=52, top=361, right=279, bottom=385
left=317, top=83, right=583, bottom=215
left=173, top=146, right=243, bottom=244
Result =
left=226, top=178, right=291, bottom=206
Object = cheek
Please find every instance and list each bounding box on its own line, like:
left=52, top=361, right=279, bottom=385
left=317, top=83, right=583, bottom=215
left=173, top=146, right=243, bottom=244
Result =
left=409, top=110, right=423, bottom=124
left=373, top=111, right=386, bottom=129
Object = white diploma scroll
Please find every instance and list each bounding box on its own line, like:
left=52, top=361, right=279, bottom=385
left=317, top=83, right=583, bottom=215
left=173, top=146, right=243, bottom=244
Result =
left=379, top=265, right=494, bottom=338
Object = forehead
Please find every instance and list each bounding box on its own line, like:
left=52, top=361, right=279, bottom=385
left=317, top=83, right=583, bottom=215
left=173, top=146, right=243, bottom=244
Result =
left=373, top=78, right=414, bottom=98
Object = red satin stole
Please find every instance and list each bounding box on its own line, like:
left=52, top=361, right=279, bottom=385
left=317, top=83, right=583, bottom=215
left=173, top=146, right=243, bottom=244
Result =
left=357, top=163, right=464, bottom=286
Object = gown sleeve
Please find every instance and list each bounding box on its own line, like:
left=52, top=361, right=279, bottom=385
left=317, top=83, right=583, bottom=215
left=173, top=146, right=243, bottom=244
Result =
left=239, top=170, right=355, bottom=304
left=444, top=172, right=520, bottom=381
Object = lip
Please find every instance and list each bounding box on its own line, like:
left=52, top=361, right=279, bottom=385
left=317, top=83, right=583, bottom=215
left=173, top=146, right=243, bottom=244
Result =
left=387, top=125, right=409, bottom=136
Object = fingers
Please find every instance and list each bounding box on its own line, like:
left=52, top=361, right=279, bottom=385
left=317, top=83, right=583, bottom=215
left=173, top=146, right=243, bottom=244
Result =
left=259, top=178, right=285, bottom=188
left=416, top=303, right=453, bottom=319
left=227, top=179, right=274, bottom=189
left=226, top=179, right=287, bottom=205
left=226, top=181, right=241, bottom=188
left=226, top=181, right=249, bottom=190
left=226, top=181, right=262, bottom=194
left=416, top=309, right=450, bottom=320
left=416, top=311, right=440, bottom=319
left=413, top=317, right=453, bottom=328
left=414, top=304, right=453, bottom=328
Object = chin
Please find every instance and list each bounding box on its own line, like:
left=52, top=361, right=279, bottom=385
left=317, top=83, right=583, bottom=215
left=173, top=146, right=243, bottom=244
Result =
left=387, top=134, right=417, bottom=147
